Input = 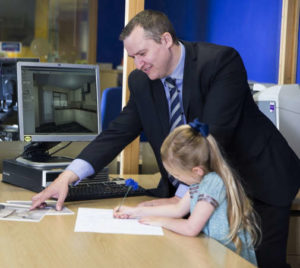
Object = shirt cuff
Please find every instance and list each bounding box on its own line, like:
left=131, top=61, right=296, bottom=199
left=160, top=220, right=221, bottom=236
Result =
left=66, top=159, right=95, bottom=186
left=175, top=183, right=189, bottom=198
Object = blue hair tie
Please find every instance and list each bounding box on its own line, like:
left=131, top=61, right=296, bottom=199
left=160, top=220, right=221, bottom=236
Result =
left=188, top=119, right=209, bottom=137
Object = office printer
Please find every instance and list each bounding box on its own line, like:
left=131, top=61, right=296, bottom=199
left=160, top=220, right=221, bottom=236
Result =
left=253, top=83, right=300, bottom=159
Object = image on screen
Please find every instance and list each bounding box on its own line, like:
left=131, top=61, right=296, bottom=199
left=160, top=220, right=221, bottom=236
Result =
left=17, top=62, right=101, bottom=142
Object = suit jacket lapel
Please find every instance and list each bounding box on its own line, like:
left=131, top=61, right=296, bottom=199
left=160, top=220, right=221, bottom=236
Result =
left=149, top=41, right=204, bottom=139
left=151, top=79, right=170, bottom=137
left=182, top=41, right=204, bottom=123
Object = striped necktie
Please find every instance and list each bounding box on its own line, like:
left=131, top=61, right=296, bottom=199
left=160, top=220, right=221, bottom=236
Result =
left=165, top=77, right=184, bottom=131
left=165, top=77, right=184, bottom=187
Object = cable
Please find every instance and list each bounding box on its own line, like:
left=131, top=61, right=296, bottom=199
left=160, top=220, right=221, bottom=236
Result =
left=49, top=142, right=72, bottom=156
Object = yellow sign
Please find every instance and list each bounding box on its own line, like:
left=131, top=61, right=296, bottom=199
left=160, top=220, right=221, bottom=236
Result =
left=24, top=136, right=32, bottom=142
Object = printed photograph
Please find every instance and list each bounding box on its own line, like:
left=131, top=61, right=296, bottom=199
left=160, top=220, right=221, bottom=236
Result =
left=0, top=203, right=49, bottom=222
left=6, top=200, right=74, bottom=215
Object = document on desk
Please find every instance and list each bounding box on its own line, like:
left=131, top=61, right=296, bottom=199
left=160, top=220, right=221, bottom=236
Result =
left=74, top=208, right=164, bottom=236
left=0, top=203, right=48, bottom=222
left=6, top=200, right=74, bottom=215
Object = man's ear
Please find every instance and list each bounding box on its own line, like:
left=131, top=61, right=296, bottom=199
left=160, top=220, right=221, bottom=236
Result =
left=161, top=32, right=173, bottom=48
left=192, top=166, right=204, bottom=177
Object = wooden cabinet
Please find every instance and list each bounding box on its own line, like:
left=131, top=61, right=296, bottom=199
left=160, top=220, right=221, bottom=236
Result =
left=99, top=69, right=122, bottom=94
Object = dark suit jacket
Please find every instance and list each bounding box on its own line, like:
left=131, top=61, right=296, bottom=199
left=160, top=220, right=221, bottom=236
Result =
left=78, top=41, right=300, bottom=207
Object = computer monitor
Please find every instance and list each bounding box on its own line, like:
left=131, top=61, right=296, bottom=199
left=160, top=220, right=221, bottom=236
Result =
left=16, top=62, right=101, bottom=165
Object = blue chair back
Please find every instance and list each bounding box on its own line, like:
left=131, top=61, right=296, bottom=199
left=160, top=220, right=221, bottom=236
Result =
left=101, top=87, right=122, bottom=131
left=100, top=86, right=147, bottom=141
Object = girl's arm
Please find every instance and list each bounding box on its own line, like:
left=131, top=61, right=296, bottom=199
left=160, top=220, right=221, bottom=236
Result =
left=139, top=200, right=215, bottom=237
left=137, top=196, right=180, bottom=207
left=113, top=192, right=191, bottom=219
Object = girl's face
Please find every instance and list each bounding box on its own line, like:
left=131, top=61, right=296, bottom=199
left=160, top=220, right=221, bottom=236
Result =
left=163, top=162, right=203, bottom=185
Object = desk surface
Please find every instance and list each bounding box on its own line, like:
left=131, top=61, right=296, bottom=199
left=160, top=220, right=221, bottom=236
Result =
left=0, top=174, right=256, bottom=268
left=291, top=190, right=300, bottom=211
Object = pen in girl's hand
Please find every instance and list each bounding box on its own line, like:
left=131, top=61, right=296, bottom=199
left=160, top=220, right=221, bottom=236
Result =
left=116, top=179, right=139, bottom=212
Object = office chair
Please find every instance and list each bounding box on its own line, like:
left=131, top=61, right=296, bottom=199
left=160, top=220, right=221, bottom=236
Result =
left=101, top=87, right=156, bottom=174
left=101, top=87, right=122, bottom=131
left=100, top=87, right=147, bottom=141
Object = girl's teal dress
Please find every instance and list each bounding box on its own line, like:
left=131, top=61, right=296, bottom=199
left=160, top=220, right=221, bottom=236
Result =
left=189, top=172, right=257, bottom=266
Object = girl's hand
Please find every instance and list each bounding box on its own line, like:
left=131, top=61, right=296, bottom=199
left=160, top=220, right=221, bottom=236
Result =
left=113, top=206, right=138, bottom=219
left=139, top=216, right=164, bottom=227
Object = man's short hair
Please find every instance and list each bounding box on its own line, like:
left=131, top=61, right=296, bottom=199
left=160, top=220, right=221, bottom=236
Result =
left=119, top=10, right=179, bottom=45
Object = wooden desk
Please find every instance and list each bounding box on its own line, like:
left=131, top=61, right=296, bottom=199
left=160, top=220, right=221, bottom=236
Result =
left=0, top=174, right=255, bottom=268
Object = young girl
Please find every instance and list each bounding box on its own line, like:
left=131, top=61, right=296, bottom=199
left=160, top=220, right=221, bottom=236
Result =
left=114, top=119, right=260, bottom=265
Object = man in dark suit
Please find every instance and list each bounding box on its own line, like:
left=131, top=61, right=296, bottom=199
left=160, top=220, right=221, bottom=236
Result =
left=32, top=10, right=299, bottom=268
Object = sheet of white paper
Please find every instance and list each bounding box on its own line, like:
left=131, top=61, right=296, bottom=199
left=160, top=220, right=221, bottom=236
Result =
left=6, top=200, right=74, bottom=215
left=74, top=208, right=163, bottom=236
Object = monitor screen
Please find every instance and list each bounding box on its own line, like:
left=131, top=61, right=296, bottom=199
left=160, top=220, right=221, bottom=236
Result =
left=17, top=62, right=101, bottom=142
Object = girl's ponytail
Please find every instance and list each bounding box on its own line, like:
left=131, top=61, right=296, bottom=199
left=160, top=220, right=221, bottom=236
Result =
left=206, top=135, right=260, bottom=252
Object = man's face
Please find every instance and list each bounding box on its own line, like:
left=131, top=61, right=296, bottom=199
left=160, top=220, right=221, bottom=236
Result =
left=124, top=26, right=173, bottom=80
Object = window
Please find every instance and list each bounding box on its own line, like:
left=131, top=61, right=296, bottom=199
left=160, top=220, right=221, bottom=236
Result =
left=53, top=92, right=68, bottom=107
left=0, top=0, right=97, bottom=64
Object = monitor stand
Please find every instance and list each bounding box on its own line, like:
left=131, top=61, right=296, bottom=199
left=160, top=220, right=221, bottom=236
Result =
left=16, top=142, right=73, bottom=168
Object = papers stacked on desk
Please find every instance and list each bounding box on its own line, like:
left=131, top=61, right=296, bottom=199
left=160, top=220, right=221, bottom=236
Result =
left=0, top=200, right=74, bottom=222
left=0, top=203, right=48, bottom=222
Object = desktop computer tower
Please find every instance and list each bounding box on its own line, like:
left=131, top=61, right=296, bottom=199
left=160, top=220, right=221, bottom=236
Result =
left=2, top=159, right=109, bottom=193
left=2, top=159, right=65, bottom=192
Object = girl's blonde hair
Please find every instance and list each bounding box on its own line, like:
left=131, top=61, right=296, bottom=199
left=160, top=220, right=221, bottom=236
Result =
left=160, top=124, right=260, bottom=252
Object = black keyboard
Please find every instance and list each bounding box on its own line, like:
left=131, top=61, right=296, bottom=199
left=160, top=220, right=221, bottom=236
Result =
left=66, top=180, right=147, bottom=201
